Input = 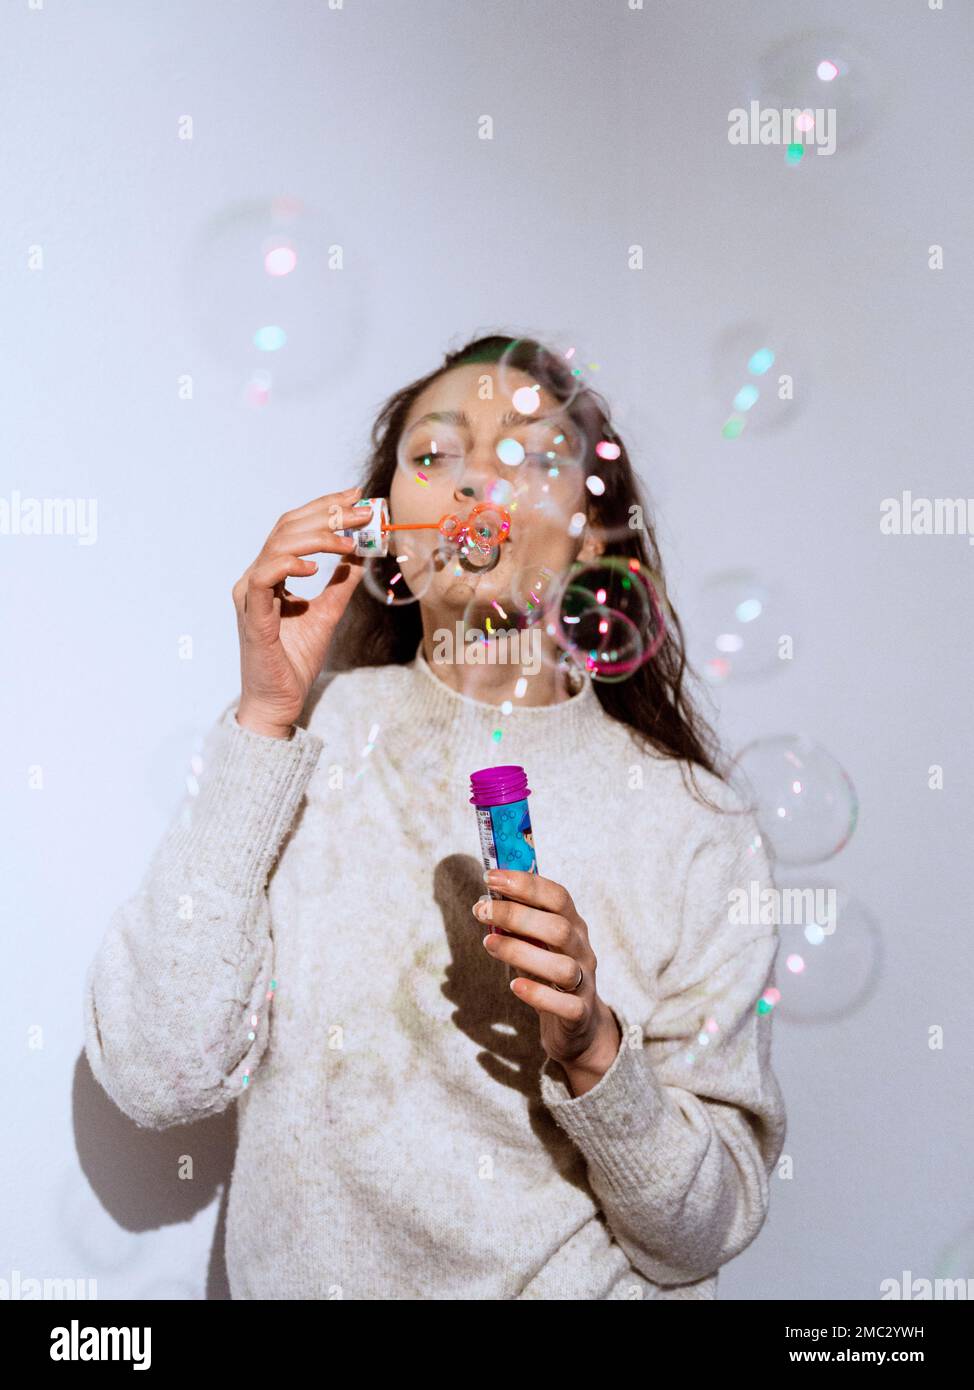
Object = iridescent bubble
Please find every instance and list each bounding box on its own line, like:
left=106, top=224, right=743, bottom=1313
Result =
left=496, top=338, right=598, bottom=413
left=710, top=322, right=803, bottom=436
left=500, top=411, right=588, bottom=481
left=688, top=571, right=790, bottom=684
left=730, top=735, right=859, bottom=865
left=550, top=555, right=668, bottom=682
left=460, top=559, right=562, bottom=644
left=773, top=884, right=882, bottom=1023
left=184, top=196, right=366, bottom=401
left=361, top=541, right=435, bottom=607
left=456, top=505, right=510, bottom=573
left=754, top=29, right=880, bottom=152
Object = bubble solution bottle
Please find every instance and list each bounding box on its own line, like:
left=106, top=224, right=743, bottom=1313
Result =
left=469, top=765, right=538, bottom=939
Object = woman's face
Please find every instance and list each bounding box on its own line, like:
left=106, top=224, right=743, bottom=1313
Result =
left=389, top=363, right=601, bottom=625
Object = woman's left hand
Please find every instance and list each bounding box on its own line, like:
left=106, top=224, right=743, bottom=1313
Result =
left=472, top=868, right=622, bottom=1088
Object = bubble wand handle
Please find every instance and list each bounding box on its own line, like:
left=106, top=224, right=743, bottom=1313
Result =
left=336, top=499, right=512, bottom=558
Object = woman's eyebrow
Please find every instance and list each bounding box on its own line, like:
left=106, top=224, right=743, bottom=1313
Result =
left=410, top=408, right=551, bottom=430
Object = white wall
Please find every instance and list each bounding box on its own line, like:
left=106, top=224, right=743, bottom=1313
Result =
left=2, top=0, right=971, bottom=1300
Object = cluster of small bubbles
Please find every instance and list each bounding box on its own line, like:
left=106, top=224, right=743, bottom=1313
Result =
left=730, top=735, right=858, bottom=865
left=551, top=555, right=667, bottom=682
left=454, top=506, right=509, bottom=574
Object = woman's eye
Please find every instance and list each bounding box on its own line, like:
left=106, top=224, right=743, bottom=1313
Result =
left=412, top=452, right=460, bottom=467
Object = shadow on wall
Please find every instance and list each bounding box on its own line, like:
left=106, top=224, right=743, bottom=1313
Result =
left=72, top=1053, right=234, bottom=1300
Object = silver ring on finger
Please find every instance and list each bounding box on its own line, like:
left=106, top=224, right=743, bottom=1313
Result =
left=553, top=963, right=584, bottom=994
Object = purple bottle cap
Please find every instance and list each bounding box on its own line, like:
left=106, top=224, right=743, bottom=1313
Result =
left=469, top=765, right=531, bottom=808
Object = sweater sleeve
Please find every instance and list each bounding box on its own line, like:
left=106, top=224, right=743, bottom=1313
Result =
left=83, top=701, right=323, bottom=1131
left=538, top=812, right=787, bottom=1288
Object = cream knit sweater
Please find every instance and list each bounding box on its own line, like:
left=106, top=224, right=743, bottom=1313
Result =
left=83, top=637, right=786, bottom=1300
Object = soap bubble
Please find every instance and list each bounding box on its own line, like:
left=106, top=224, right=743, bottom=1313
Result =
left=459, top=558, right=554, bottom=633
left=184, top=196, right=366, bottom=401
left=361, top=540, right=436, bottom=607
left=550, top=555, right=668, bottom=682
left=455, top=504, right=510, bottom=573
left=688, top=571, right=791, bottom=683
left=731, top=735, right=858, bottom=865
left=710, top=322, right=803, bottom=437
left=754, top=28, right=880, bottom=154
left=496, top=337, right=601, bottom=414
left=773, top=885, right=882, bottom=1023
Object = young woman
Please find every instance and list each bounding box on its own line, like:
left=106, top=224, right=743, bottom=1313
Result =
left=84, top=334, right=786, bottom=1301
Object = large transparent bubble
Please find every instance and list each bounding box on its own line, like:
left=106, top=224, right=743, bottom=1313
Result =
left=495, top=338, right=602, bottom=415
left=184, top=196, right=366, bottom=402
left=688, top=571, right=791, bottom=683
left=731, top=735, right=858, bottom=865
left=753, top=29, right=880, bottom=156
left=773, top=884, right=882, bottom=1023
left=360, top=534, right=437, bottom=607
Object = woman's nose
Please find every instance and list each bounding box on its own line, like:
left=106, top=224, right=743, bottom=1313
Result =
left=454, top=452, right=500, bottom=502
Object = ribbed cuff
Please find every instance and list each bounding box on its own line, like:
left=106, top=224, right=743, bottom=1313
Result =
left=538, top=1008, right=675, bottom=1201
left=161, top=705, right=324, bottom=898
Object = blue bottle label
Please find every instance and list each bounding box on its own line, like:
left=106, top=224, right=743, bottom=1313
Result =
left=476, top=798, right=537, bottom=898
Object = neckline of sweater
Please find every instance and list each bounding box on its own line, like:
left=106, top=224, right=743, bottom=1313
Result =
left=395, top=635, right=616, bottom=759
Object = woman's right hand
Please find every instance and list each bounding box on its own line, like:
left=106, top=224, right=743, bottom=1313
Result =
left=232, top=486, right=371, bottom=738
